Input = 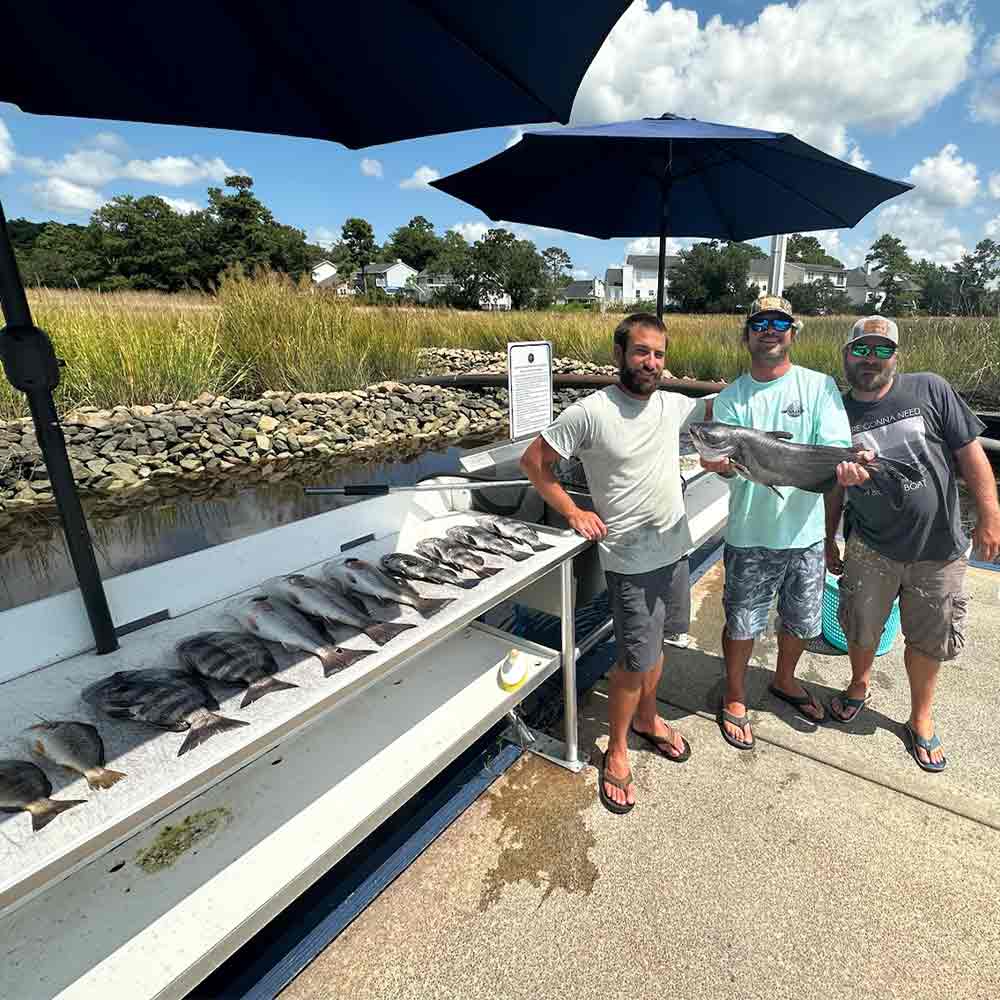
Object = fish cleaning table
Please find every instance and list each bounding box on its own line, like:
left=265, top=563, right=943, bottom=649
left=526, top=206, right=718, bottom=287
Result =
left=0, top=492, right=589, bottom=1000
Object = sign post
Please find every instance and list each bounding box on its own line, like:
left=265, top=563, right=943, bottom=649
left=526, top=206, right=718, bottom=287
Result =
left=507, top=341, right=553, bottom=441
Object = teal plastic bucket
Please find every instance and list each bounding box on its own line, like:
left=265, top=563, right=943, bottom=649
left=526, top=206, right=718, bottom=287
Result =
left=822, top=572, right=900, bottom=656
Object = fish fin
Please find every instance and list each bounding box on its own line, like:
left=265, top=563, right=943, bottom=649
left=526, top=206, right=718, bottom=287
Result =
left=530, top=541, right=556, bottom=552
left=766, top=484, right=785, bottom=499
left=30, top=798, right=86, bottom=831
left=415, top=596, right=455, bottom=618
left=459, top=578, right=480, bottom=589
left=363, top=622, right=414, bottom=646
left=730, top=461, right=753, bottom=480
left=240, top=676, right=298, bottom=709
left=320, top=646, right=373, bottom=678
left=508, top=549, right=533, bottom=562
left=178, top=713, right=249, bottom=756
left=869, top=454, right=923, bottom=484
left=86, top=767, right=127, bottom=790
left=765, top=431, right=794, bottom=440
left=478, top=565, right=503, bottom=578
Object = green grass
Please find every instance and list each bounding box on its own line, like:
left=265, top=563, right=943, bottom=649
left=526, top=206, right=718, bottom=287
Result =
left=3, top=275, right=997, bottom=420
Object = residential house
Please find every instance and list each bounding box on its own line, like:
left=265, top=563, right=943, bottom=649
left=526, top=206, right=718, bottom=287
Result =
left=604, top=254, right=681, bottom=304
left=310, top=259, right=339, bottom=287
left=844, top=266, right=921, bottom=308
left=411, top=270, right=513, bottom=310
left=355, top=259, right=419, bottom=294
left=559, top=277, right=605, bottom=304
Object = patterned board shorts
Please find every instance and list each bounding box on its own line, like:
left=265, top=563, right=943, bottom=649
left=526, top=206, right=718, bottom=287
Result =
left=723, top=541, right=825, bottom=641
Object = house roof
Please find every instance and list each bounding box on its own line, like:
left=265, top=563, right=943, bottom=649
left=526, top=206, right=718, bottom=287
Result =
left=562, top=279, right=599, bottom=298
left=748, top=258, right=806, bottom=277
left=793, top=261, right=845, bottom=272
left=625, top=254, right=681, bottom=270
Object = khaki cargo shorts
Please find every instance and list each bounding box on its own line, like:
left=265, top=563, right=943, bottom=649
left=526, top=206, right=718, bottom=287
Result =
left=837, top=534, right=969, bottom=661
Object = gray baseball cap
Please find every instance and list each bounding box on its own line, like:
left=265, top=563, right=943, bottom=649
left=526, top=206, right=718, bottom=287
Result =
left=845, top=315, right=899, bottom=347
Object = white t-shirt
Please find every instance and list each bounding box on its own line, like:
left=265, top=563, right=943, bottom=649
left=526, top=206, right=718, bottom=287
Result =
left=542, top=385, right=706, bottom=574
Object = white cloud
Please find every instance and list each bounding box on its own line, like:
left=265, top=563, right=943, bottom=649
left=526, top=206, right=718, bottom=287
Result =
left=806, top=229, right=866, bottom=269
left=121, top=155, right=234, bottom=186
left=0, top=118, right=13, bottom=175
left=875, top=199, right=966, bottom=265
left=625, top=236, right=691, bottom=256
left=990, top=173, right=1000, bottom=199
left=970, top=35, right=1000, bottom=122
left=89, top=131, right=129, bottom=154
left=21, top=148, right=122, bottom=186
left=847, top=145, right=871, bottom=171
left=574, top=0, right=973, bottom=162
left=160, top=196, right=201, bottom=215
left=400, top=165, right=441, bottom=189
left=450, top=221, right=488, bottom=242
left=31, top=177, right=104, bottom=214
left=906, top=144, right=979, bottom=207
left=985, top=217, right=1000, bottom=240
left=505, top=127, right=524, bottom=149
left=309, top=226, right=341, bottom=249
left=572, top=268, right=591, bottom=278
left=360, top=157, right=383, bottom=178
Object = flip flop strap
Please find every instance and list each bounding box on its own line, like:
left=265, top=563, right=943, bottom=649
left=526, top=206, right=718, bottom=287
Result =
left=841, top=693, right=869, bottom=708
left=603, top=768, right=634, bottom=792
left=721, top=710, right=750, bottom=728
left=910, top=730, right=941, bottom=751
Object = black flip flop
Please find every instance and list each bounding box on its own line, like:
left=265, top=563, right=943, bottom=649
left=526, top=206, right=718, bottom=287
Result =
left=828, top=688, right=871, bottom=724
left=717, top=705, right=754, bottom=751
left=768, top=684, right=826, bottom=723
left=630, top=723, right=691, bottom=763
left=597, top=750, right=635, bottom=815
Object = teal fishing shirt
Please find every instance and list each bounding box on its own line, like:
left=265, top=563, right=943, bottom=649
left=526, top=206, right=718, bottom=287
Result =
left=713, top=365, right=852, bottom=551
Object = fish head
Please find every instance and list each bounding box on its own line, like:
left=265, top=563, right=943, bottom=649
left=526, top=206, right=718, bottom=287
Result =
left=688, top=422, right=740, bottom=462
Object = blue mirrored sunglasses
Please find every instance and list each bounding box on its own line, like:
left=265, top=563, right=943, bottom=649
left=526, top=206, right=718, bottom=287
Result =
left=748, top=317, right=792, bottom=333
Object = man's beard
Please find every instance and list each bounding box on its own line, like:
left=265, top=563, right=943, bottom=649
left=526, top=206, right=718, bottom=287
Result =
left=846, top=356, right=897, bottom=392
left=619, top=362, right=658, bottom=397
left=748, top=339, right=790, bottom=367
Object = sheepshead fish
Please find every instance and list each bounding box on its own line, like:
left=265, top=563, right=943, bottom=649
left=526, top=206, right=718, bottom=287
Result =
left=479, top=516, right=554, bottom=552
left=446, top=525, right=531, bottom=561
left=415, top=538, right=502, bottom=578
left=688, top=422, right=922, bottom=511
left=263, top=575, right=414, bottom=646
left=177, top=631, right=298, bottom=708
left=27, top=720, right=126, bottom=790
left=83, top=668, right=250, bottom=757
left=229, top=595, right=374, bottom=677
left=381, top=552, right=477, bottom=589
left=323, top=558, right=453, bottom=617
left=0, top=759, right=85, bottom=832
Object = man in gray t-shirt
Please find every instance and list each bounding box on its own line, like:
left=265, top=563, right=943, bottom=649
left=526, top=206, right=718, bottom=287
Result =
left=521, top=313, right=710, bottom=814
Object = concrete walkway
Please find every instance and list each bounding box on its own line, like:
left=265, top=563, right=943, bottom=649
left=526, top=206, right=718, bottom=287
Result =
left=281, top=564, right=1000, bottom=1000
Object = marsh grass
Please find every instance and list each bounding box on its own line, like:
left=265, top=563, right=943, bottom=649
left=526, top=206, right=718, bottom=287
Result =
left=5, top=278, right=997, bottom=420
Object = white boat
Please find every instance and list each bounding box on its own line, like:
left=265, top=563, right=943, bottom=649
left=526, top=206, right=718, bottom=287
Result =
left=0, top=438, right=728, bottom=999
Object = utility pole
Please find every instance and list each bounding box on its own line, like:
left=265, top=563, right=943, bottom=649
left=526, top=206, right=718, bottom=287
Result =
left=769, top=234, right=788, bottom=296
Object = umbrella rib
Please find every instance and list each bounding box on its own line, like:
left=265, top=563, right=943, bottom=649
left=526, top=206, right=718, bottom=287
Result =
left=416, top=4, right=563, bottom=121
left=717, top=141, right=854, bottom=228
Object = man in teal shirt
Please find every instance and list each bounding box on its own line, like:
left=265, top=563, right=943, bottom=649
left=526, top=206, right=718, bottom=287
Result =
left=701, top=295, right=853, bottom=749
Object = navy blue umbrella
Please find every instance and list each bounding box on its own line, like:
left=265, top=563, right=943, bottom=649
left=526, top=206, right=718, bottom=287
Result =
left=0, top=2, right=630, bottom=148
left=432, top=113, right=913, bottom=316
left=0, top=1, right=630, bottom=653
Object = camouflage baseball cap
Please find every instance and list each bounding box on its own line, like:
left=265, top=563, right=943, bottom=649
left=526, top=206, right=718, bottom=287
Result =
left=845, top=315, right=899, bottom=347
left=747, top=294, right=794, bottom=321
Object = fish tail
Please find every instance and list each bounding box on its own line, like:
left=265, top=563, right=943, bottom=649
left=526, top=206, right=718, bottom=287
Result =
left=178, top=713, right=249, bottom=756
left=29, top=797, right=86, bottom=831
left=415, top=596, right=454, bottom=618
left=319, top=646, right=373, bottom=677
left=86, top=767, right=128, bottom=790
left=240, top=676, right=298, bottom=709
left=459, top=578, right=480, bottom=589
left=509, top=549, right=533, bottom=562
left=531, top=541, right=555, bottom=552
left=363, top=622, right=414, bottom=645
left=477, top=565, right=503, bottom=578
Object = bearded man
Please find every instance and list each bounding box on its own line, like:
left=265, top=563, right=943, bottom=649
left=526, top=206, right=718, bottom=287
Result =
left=520, top=312, right=712, bottom=814
left=825, top=317, right=1000, bottom=772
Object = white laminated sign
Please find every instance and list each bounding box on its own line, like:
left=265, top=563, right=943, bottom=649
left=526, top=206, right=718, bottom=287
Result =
left=507, top=341, right=553, bottom=441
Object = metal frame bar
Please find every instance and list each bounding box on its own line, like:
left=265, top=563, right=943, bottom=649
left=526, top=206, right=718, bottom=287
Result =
left=0, top=201, right=117, bottom=653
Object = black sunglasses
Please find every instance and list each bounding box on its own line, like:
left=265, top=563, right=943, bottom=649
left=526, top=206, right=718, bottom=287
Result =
left=849, top=344, right=896, bottom=359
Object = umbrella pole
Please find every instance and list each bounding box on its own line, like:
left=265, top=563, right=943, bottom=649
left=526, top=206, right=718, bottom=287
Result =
left=0, top=202, right=118, bottom=653
left=656, top=146, right=673, bottom=322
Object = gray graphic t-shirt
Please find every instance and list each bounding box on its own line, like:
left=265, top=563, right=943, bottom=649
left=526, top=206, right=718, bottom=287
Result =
left=542, top=386, right=706, bottom=574
left=843, top=373, right=984, bottom=562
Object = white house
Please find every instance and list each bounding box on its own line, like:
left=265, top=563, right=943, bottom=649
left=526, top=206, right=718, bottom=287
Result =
left=311, top=259, right=339, bottom=286
left=358, top=259, right=419, bottom=293
left=604, top=254, right=681, bottom=304
left=559, top=277, right=606, bottom=304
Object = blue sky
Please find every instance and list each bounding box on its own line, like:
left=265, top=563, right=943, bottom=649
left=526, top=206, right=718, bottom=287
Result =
left=3, top=1, right=1000, bottom=279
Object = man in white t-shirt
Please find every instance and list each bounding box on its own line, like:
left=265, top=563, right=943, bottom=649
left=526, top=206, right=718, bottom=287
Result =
left=520, top=313, right=711, bottom=815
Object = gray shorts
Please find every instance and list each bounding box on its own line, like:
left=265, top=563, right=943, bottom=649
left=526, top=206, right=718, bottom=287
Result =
left=606, top=559, right=691, bottom=673
left=723, top=542, right=825, bottom=641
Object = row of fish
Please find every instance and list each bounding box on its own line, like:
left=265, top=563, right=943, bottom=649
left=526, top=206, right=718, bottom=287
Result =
left=1, top=516, right=556, bottom=832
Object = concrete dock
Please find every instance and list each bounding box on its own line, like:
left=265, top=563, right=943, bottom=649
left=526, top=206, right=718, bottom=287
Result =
left=280, top=561, right=1000, bottom=1000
